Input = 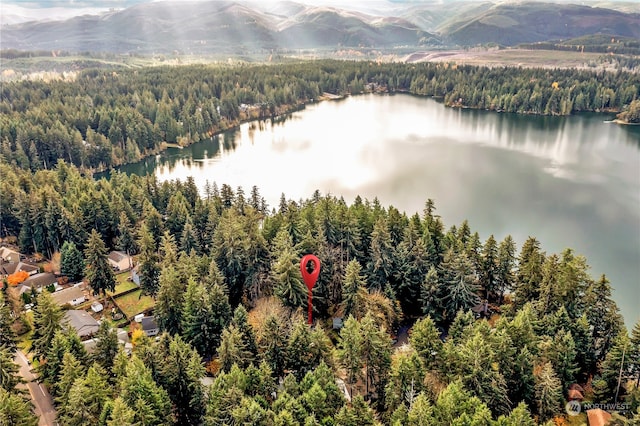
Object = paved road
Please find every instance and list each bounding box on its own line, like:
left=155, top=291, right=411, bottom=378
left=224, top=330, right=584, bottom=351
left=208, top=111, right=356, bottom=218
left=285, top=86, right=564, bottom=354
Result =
left=14, top=350, right=58, bottom=426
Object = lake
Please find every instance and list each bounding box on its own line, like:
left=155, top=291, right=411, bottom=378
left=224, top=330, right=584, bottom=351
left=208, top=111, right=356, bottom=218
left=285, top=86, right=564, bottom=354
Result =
left=107, top=93, right=640, bottom=326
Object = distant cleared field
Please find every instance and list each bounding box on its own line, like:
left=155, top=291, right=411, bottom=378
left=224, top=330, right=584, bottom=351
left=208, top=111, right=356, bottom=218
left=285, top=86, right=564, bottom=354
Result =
left=404, top=48, right=610, bottom=69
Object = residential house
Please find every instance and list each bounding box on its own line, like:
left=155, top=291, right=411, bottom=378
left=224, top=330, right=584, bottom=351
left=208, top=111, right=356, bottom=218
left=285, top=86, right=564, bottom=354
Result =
left=20, top=272, right=57, bottom=292
left=107, top=251, right=132, bottom=271
left=0, top=261, right=39, bottom=278
left=51, top=286, right=86, bottom=307
left=141, top=316, right=159, bottom=337
left=62, top=310, right=99, bottom=339
left=82, top=328, right=131, bottom=354
left=0, top=247, right=21, bottom=263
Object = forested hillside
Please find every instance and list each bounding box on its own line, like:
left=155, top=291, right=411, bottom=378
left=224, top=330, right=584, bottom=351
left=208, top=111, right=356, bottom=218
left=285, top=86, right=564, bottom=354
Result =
left=1, top=60, right=638, bottom=173
left=1, top=159, right=639, bottom=425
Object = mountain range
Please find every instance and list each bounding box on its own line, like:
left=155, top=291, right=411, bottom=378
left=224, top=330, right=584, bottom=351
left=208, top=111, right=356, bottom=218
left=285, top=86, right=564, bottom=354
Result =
left=1, top=0, right=639, bottom=54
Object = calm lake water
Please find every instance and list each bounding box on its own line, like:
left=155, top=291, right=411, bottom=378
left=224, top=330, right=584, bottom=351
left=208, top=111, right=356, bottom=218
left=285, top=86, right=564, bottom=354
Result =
left=107, top=94, right=640, bottom=326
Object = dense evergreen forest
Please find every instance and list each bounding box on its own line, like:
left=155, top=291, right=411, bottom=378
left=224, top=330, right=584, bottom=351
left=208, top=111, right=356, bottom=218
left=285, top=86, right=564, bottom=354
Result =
left=1, top=60, right=639, bottom=172
left=1, top=159, right=640, bottom=425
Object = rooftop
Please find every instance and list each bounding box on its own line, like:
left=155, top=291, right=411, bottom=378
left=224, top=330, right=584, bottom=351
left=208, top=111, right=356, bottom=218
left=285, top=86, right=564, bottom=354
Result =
left=141, top=316, right=158, bottom=331
left=22, top=272, right=57, bottom=289
left=62, top=310, right=99, bottom=338
left=50, top=286, right=85, bottom=306
left=108, top=251, right=129, bottom=263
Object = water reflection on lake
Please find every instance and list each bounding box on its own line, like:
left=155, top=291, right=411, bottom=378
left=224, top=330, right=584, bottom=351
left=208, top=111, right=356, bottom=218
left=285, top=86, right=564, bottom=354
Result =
left=105, top=94, right=640, bottom=325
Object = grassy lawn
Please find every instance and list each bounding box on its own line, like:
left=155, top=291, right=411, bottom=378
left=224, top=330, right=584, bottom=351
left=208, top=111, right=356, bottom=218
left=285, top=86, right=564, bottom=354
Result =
left=114, top=290, right=155, bottom=319
left=107, top=272, right=139, bottom=296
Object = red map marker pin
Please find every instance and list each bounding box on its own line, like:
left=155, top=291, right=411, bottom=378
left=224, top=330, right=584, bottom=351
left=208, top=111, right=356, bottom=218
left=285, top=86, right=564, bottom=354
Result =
left=300, top=254, right=321, bottom=324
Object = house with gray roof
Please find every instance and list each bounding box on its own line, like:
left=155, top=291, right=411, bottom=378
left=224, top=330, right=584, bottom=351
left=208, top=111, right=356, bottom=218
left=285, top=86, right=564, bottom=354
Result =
left=51, top=286, right=87, bottom=307
left=141, top=316, right=159, bottom=337
left=0, top=247, right=21, bottom=263
left=62, top=310, right=99, bottom=339
left=0, top=261, right=39, bottom=278
left=21, top=272, right=57, bottom=291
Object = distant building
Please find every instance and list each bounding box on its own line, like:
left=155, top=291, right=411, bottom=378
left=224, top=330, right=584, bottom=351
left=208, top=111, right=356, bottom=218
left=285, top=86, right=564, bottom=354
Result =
left=91, top=301, right=104, bottom=313
left=0, top=261, right=39, bottom=278
left=0, top=247, right=21, bottom=263
left=141, top=316, right=159, bottom=337
left=82, top=328, right=131, bottom=354
left=107, top=251, right=132, bottom=271
left=51, top=286, right=86, bottom=307
left=62, top=310, right=99, bottom=339
left=20, top=272, right=57, bottom=291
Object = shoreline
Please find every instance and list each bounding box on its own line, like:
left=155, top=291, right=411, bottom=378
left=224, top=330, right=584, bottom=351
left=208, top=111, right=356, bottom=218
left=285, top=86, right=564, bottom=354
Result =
left=92, top=91, right=630, bottom=176
left=612, top=118, right=640, bottom=126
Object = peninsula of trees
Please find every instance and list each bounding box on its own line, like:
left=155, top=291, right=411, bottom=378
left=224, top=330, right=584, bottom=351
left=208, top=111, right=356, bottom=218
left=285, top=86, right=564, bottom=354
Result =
left=1, top=60, right=638, bottom=172
left=1, top=159, right=639, bottom=425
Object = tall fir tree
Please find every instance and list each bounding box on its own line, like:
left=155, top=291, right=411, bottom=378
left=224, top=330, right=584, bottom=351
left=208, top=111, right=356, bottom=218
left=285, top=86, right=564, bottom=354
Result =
left=84, top=229, right=116, bottom=299
left=337, top=316, right=364, bottom=397
left=155, top=266, right=186, bottom=335
left=181, top=281, right=231, bottom=357
left=154, top=334, right=206, bottom=426
left=31, top=291, right=63, bottom=362
left=341, top=259, right=368, bottom=320
left=0, top=292, right=17, bottom=351
left=137, top=222, right=161, bottom=297
left=0, top=346, right=23, bottom=392
left=534, top=362, right=563, bottom=421
left=60, top=240, right=85, bottom=282
left=0, top=387, right=38, bottom=426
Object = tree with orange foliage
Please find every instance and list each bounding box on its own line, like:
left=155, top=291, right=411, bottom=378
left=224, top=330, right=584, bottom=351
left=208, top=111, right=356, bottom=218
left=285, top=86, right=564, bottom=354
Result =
left=7, top=270, right=29, bottom=286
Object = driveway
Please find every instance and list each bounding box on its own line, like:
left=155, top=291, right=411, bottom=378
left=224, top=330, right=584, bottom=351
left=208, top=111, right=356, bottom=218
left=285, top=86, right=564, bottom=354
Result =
left=14, top=350, right=58, bottom=426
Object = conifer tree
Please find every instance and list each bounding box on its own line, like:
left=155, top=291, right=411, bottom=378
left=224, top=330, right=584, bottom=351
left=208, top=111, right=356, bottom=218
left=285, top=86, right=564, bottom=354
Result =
left=60, top=240, right=85, bottom=282
left=219, top=325, right=252, bottom=372
left=138, top=223, right=160, bottom=297
left=106, top=397, right=136, bottom=426
left=181, top=281, right=231, bottom=357
left=420, top=265, right=441, bottom=321
left=337, top=316, right=364, bottom=397
left=55, top=352, right=84, bottom=409
left=409, top=316, right=442, bottom=369
left=272, top=230, right=306, bottom=309
left=534, top=362, right=563, bottom=421
left=84, top=229, right=116, bottom=299
left=116, top=211, right=137, bottom=259
left=260, top=314, right=288, bottom=378
left=155, top=266, right=186, bottom=335
left=60, top=363, right=111, bottom=426
left=631, top=320, right=640, bottom=387
left=341, top=259, right=368, bottom=320
left=154, top=334, right=206, bottom=425
left=480, top=234, right=498, bottom=301
left=93, top=320, right=119, bottom=375
left=231, top=305, right=258, bottom=362
left=368, top=217, right=395, bottom=290
left=0, top=346, right=23, bottom=392
left=0, top=387, right=38, bottom=426
left=31, top=291, right=63, bottom=362
left=439, top=250, right=480, bottom=323
left=0, top=292, right=17, bottom=351
left=120, top=356, right=172, bottom=426
left=514, top=237, right=545, bottom=308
